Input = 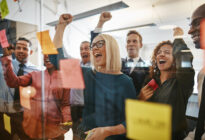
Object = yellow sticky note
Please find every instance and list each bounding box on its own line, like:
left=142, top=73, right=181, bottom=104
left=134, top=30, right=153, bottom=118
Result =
left=36, top=30, right=58, bottom=55
left=126, top=99, right=172, bottom=140
left=3, top=114, right=11, bottom=134
left=0, top=0, right=9, bottom=19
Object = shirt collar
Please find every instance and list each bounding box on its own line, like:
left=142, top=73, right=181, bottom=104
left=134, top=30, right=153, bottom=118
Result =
left=80, top=61, right=91, bottom=66
left=127, top=56, right=140, bottom=63
left=14, top=59, right=31, bottom=67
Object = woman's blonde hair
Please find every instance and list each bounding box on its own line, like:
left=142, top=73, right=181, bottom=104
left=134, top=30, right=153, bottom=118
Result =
left=91, top=34, right=121, bottom=72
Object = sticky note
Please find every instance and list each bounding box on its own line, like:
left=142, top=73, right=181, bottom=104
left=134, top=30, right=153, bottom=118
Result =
left=36, top=30, right=58, bottom=54
left=0, top=29, right=9, bottom=48
left=201, top=19, right=205, bottom=49
left=126, top=99, right=172, bottom=140
left=59, top=59, right=85, bottom=89
left=20, top=86, right=36, bottom=110
left=0, top=0, right=9, bottom=19
left=3, top=114, right=11, bottom=134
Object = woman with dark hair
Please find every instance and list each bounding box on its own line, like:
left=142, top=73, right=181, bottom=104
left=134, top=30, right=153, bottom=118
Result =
left=138, top=27, right=195, bottom=140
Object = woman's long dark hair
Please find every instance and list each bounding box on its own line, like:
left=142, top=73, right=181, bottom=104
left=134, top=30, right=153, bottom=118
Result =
left=149, top=40, right=176, bottom=79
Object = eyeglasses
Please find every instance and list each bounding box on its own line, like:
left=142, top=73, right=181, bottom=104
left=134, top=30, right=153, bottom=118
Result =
left=156, top=50, right=172, bottom=56
left=90, top=40, right=105, bottom=50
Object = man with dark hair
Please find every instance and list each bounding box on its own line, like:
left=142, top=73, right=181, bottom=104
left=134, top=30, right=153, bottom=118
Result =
left=0, top=37, right=39, bottom=140
left=122, top=29, right=149, bottom=95
left=184, top=3, right=205, bottom=140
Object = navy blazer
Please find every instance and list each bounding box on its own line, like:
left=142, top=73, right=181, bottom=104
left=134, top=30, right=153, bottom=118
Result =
left=121, top=58, right=149, bottom=96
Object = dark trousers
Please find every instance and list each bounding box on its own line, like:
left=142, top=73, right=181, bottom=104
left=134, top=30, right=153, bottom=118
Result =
left=7, top=111, right=31, bottom=140
left=71, top=105, right=84, bottom=140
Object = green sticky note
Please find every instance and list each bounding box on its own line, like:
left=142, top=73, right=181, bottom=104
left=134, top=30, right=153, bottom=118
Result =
left=0, top=0, right=9, bottom=19
left=3, top=113, right=11, bottom=134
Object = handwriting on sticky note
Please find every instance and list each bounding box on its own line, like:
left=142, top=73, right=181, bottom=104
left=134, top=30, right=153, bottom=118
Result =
left=59, top=59, right=85, bottom=89
left=36, top=30, right=58, bottom=54
left=0, top=0, right=9, bottom=19
left=126, top=99, right=171, bottom=140
left=0, top=29, right=9, bottom=48
left=3, top=113, right=11, bottom=134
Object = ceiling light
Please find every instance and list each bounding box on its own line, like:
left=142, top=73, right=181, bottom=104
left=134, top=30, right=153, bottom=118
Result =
left=47, top=1, right=129, bottom=26
left=159, top=25, right=176, bottom=30
left=103, top=23, right=156, bottom=33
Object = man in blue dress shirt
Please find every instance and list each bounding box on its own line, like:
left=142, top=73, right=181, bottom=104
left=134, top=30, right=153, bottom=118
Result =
left=0, top=37, right=39, bottom=140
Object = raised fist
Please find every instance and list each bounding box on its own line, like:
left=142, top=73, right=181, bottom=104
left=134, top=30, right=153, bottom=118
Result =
left=99, top=12, right=112, bottom=23
left=3, top=44, right=15, bottom=56
left=59, top=14, right=73, bottom=25
left=173, top=27, right=184, bottom=37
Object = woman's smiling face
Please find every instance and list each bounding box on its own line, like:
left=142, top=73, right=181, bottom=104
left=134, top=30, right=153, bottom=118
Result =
left=156, top=44, right=174, bottom=72
left=91, top=36, right=106, bottom=70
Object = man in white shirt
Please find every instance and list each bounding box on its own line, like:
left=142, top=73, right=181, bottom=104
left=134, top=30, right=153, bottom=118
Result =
left=70, top=41, right=91, bottom=140
left=184, top=3, right=205, bottom=140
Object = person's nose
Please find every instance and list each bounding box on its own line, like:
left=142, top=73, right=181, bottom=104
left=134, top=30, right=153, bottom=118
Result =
left=188, top=25, right=195, bottom=35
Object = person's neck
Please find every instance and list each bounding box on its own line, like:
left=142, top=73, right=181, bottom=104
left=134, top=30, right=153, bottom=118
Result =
left=129, top=55, right=139, bottom=59
left=82, top=61, right=90, bottom=65
left=160, top=71, right=171, bottom=84
left=96, top=67, right=122, bottom=75
left=47, top=67, right=56, bottom=75
left=18, top=60, right=27, bottom=64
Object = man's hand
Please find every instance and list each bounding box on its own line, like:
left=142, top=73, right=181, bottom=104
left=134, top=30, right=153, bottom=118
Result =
left=59, top=14, right=73, bottom=25
left=138, top=84, right=154, bottom=101
left=173, top=27, right=184, bottom=37
left=96, top=12, right=112, bottom=28
left=3, top=44, right=15, bottom=56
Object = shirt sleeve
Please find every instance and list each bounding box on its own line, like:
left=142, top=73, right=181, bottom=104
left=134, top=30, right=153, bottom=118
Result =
left=122, top=77, right=137, bottom=128
left=1, top=56, right=32, bottom=88
left=173, top=39, right=195, bottom=97
left=61, top=88, right=72, bottom=122
left=90, top=31, right=100, bottom=44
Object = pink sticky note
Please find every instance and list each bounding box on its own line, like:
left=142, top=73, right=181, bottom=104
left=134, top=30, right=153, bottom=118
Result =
left=0, top=29, right=9, bottom=48
left=148, top=79, right=158, bottom=91
left=59, top=59, right=85, bottom=89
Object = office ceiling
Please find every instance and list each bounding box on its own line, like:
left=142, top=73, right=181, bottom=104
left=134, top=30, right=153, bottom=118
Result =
left=4, top=0, right=205, bottom=44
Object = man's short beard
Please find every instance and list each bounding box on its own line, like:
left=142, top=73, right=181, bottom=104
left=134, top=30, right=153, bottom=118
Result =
left=195, top=42, right=201, bottom=49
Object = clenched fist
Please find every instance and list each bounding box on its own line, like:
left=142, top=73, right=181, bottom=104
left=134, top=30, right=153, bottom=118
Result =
left=59, top=14, right=73, bottom=25
left=99, top=12, right=112, bottom=23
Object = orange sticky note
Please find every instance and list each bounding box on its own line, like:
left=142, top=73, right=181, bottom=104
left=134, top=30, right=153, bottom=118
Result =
left=36, top=30, right=58, bottom=54
left=20, top=86, right=36, bottom=110
left=0, top=29, right=9, bottom=48
left=59, top=59, right=85, bottom=89
left=3, top=114, right=11, bottom=134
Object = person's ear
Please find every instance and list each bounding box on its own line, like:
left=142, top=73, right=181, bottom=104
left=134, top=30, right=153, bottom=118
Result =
left=140, top=43, right=143, bottom=48
left=30, top=50, right=33, bottom=55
